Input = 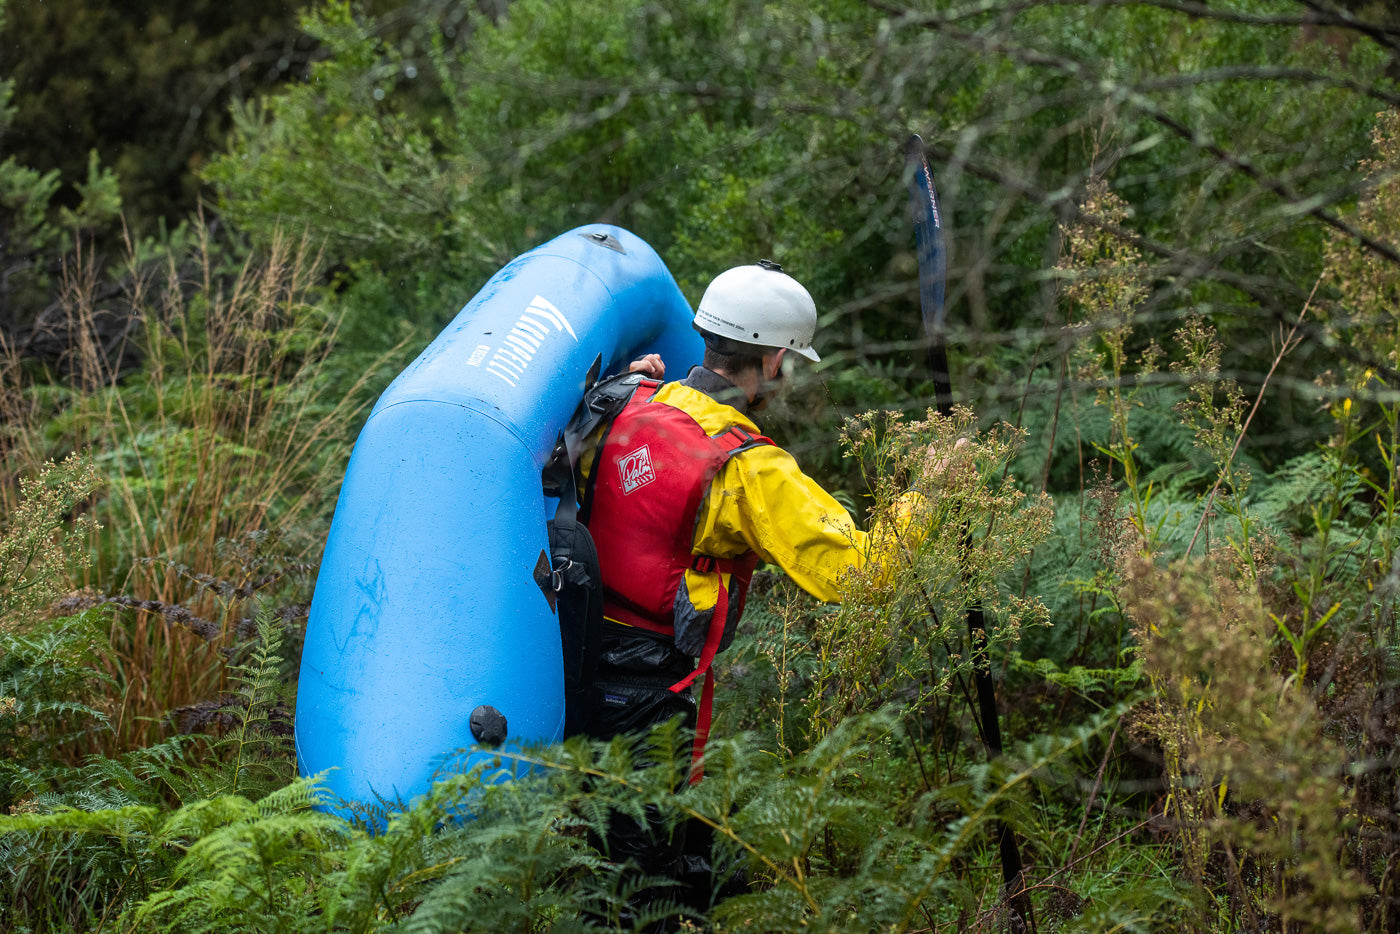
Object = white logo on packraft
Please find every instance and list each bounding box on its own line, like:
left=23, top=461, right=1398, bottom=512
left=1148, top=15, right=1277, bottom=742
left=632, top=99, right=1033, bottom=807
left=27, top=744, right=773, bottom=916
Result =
left=486, top=295, right=578, bottom=386
left=619, top=445, right=656, bottom=494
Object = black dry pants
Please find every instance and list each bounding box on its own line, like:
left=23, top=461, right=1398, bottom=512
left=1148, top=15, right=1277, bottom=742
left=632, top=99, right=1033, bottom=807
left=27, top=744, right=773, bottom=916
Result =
left=580, top=622, right=719, bottom=927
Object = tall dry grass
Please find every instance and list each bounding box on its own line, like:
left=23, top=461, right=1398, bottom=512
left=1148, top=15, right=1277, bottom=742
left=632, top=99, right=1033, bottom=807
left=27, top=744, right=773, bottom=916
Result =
left=1, top=224, right=387, bottom=753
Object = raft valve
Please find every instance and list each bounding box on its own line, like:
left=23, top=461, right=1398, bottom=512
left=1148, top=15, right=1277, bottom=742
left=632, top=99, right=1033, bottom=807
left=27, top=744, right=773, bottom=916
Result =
left=469, top=705, right=508, bottom=746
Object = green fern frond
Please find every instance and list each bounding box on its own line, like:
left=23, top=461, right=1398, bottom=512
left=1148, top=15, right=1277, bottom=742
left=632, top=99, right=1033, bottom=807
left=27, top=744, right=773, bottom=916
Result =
left=1254, top=450, right=1347, bottom=531
left=130, top=778, right=347, bottom=933
left=1011, top=653, right=1146, bottom=700
left=0, top=609, right=114, bottom=809
left=218, top=603, right=295, bottom=799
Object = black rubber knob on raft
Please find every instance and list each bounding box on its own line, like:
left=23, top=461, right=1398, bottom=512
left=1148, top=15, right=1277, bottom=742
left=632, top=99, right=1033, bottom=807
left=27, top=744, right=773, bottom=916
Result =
left=470, top=705, right=508, bottom=746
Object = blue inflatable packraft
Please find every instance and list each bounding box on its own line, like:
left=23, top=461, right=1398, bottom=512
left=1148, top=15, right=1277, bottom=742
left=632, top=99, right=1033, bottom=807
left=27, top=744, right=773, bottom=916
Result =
left=295, top=225, right=703, bottom=817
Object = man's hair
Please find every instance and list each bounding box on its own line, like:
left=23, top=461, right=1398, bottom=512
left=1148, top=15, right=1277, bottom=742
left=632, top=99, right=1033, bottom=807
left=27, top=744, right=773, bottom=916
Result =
left=702, top=340, right=766, bottom=376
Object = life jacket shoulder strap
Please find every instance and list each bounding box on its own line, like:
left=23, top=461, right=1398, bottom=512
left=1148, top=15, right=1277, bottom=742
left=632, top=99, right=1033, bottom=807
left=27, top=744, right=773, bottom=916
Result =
left=543, top=372, right=658, bottom=526
left=568, top=373, right=659, bottom=457
left=713, top=424, right=773, bottom=456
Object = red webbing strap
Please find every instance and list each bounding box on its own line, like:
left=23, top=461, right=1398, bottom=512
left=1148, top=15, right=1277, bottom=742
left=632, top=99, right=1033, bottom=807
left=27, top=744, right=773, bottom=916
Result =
left=670, top=560, right=728, bottom=783
left=674, top=429, right=768, bottom=783
left=717, top=425, right=772, bottom=453
left=690, top=671, right=717, bottom=784
left=667, top=556, right=726, bottom=694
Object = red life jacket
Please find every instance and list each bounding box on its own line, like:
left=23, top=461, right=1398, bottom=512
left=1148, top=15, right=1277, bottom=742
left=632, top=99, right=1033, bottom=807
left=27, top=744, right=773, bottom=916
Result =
left=584, top=380, right=772, bottom=779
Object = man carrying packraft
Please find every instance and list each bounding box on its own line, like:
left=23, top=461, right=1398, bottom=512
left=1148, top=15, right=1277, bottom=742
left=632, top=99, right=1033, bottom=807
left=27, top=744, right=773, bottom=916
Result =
left=571, top=260, right=943, bottom=929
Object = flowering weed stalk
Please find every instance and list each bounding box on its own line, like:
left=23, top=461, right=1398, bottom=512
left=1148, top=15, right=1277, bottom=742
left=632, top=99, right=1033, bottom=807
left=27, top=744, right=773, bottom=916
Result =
left=801, top=407, right=1053, bottom=757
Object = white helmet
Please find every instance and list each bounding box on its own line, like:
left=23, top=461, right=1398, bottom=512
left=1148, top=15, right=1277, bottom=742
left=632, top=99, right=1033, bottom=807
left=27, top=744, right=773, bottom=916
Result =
left=694, top=261, right=820, bottom=362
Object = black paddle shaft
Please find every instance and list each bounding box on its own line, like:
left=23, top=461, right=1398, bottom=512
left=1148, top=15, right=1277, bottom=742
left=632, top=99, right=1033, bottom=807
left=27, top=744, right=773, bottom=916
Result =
left=906, top=135, right=1033, bottom=929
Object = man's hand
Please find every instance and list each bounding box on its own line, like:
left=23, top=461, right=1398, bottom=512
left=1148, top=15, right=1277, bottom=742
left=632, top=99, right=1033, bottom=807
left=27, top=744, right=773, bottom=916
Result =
left=926, top=436, right=971, bottom=481
left=628, top=353, right=665, bottom=379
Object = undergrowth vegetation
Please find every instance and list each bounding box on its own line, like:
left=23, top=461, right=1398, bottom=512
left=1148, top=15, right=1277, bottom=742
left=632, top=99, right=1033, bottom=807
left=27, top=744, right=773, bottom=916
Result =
left=4, top=0, right=1400, bottom=931
left=0, top=225, right=393, bottom=756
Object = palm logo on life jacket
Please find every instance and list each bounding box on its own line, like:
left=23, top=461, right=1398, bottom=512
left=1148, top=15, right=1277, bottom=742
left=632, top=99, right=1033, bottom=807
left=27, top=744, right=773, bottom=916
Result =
left=618, top=444, right=656, bottom=494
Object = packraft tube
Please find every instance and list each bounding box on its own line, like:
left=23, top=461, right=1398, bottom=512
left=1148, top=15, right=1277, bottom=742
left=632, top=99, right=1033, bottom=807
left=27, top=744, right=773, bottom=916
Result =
left=295, top=225, right=703, bottom=818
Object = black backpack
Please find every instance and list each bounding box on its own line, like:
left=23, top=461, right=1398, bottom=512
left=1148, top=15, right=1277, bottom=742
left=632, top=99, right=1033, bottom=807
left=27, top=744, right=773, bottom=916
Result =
left=538, top=369, right=651, bottom=738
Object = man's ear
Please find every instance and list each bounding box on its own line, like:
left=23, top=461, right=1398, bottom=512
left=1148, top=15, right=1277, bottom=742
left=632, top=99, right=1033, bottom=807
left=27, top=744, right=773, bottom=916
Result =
left=764, top=348, right=787, bottom=380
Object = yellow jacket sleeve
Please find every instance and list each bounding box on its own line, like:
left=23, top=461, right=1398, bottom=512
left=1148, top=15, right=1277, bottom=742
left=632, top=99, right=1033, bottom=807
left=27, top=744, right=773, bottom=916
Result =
left=692, top=444, right=867, bottom=602
left=693, top=444, right=922, bottom=604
